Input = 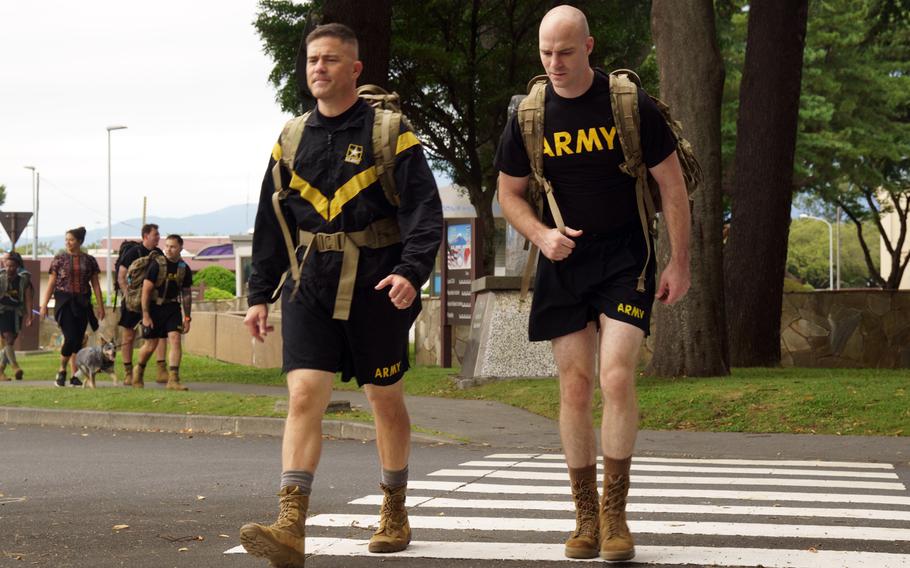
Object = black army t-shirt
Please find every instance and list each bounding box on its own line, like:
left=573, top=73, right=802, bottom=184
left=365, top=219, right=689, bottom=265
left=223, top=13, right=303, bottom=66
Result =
left=494, top=71, right=677, bottom=236
left=146, top=259, right=193, bottom=301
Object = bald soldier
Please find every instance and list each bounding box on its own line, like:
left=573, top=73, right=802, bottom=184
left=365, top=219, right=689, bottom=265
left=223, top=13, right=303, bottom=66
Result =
left=495, top=5, right=691, bottom=561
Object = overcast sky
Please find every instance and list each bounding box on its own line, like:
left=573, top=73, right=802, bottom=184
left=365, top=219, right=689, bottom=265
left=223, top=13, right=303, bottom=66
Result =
left=0, top=0, right=293, bottom=243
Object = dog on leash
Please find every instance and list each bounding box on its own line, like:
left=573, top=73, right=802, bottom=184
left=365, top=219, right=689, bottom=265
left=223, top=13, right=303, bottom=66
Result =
left=73, top=339, right=118, bottom=389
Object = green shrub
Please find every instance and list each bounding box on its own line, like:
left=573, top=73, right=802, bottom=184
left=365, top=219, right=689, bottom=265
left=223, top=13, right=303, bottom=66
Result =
left=783, top=278, right=814, bottom=292
left=193, top=265, right=236, bottom=295
left=203, top=287, right=235, bottom=301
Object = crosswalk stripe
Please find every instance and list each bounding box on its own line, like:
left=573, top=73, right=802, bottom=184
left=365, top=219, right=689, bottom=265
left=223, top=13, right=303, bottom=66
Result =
left=224, top=538, right=910, bottom=567
left=459, top=460, right=901, bottom=479
left=306, top=514, right=910, bottom=541
left=407, top=480, right=910, bottom=506
left=348, top=495, right=910, bottom=521
left=494, top=454, right=895, bottom=470
left=428, top=469, right=907, bottom=491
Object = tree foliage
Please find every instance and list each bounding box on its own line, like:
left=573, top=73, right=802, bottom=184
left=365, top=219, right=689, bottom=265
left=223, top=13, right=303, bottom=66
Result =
left=787, top=218, right=881, bottom=289
left=0, top=184, right=6, bottom=207
left=794, top=0, right=910, bottom=289
left=193, top=265, right=237, bottom=296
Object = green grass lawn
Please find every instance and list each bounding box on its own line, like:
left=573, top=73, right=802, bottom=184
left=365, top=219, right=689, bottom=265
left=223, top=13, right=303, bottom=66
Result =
left=7, top=351, right=908, bottom=436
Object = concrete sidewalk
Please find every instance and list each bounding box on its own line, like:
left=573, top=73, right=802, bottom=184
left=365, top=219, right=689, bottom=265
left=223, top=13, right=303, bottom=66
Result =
left=2, top=379, right=908, bottom=463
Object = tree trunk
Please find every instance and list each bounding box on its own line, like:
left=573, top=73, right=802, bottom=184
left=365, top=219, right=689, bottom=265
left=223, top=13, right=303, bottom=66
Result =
left=321, top=0, right=392, bottom=88
left=648, top=0, right=729, bottom=377
left=724, top=0, right=809, bottom=366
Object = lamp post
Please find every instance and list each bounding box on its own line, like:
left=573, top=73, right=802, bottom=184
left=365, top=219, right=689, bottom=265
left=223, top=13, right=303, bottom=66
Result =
left=106, top=125, right=127, bottom=306
left=800, top=213, right=833, bottom=290
left=24, top=166, right=38, bottom=259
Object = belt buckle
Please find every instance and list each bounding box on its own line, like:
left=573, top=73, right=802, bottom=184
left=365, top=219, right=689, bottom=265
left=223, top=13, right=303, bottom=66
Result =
left=318, top=232, right=345, bottom=252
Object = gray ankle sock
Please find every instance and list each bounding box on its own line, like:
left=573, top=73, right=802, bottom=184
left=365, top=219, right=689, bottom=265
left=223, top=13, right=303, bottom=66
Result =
left=381, top=466, right=409, bottom=489
left=280, top=470, right=314, bottom=495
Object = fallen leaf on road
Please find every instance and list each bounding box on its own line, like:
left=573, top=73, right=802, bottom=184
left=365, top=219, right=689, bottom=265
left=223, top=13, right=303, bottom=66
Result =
left=177, top=547, right=188, bottom=552
left=112, top=524, right=129, bottom=531
left=196, top=496, right=206, bottom=501
left=218, top=534, right=230, bottom=538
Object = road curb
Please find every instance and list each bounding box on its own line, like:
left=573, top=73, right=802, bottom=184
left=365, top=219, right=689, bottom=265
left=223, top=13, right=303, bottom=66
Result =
left=0, top=406, right=458, bottom=445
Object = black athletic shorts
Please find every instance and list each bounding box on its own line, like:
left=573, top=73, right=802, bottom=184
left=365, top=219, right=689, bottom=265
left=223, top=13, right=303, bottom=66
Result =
left=280, top=275, right=418, bottom=387
left=529, top=229, right=656, bottom=341
left=119, top=305, right=142, bottom=329
left=147, top=302, right=184, bottom=338
left=0, top=311, right=17, bottom=335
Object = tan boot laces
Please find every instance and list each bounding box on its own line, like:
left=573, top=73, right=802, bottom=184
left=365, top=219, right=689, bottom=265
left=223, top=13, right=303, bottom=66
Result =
left=571, top=481, right=599, bottom=538
left=601, top=475, right=630, bottom=537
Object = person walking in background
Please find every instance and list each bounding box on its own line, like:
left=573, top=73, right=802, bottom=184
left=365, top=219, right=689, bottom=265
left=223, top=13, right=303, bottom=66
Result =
left=39, top=227, right=106, bottom=387
left=132, top=234, right=192, bottom=391
left=0, top=252, right=34, bottom=381
left=116, top=223, right=168, bottom=385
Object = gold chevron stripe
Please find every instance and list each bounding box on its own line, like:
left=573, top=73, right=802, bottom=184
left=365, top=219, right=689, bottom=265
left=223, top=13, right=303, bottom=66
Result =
left=329, top=167, right=379, bottom=220
left=396, top=131, right=420, bottom=155
left=272, top=143, right=282, bottom=161
left=289, top=172, right=330, bottom=220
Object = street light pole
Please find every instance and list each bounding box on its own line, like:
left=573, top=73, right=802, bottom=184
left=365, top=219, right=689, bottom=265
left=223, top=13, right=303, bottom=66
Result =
left=800, top=214, right=833, bottom=290
left=24, top=166, right=37, bottom=259
left=106, top=125, right=128, bottom=306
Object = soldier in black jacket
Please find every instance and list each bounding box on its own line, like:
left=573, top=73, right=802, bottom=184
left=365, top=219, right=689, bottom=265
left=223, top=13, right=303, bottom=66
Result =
left=240, top=23, right=443, bottom=567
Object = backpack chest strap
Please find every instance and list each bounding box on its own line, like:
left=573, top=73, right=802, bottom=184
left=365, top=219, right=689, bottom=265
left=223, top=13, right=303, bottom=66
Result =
left=296, top=217, right=401, bottom=320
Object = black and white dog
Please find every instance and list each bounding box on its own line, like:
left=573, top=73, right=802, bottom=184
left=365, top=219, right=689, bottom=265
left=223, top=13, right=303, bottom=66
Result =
left=73, top=339, right=118, bottom=389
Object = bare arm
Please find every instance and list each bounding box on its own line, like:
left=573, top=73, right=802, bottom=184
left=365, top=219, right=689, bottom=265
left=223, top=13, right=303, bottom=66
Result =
left=497, top=172, right=582, bottom=261
left=649, top=151, right=691, bottom=304
left=91, top=273, right=105, bottom=319
left=141, top=279, right=155, bottom=326
left=24, top=282, right=34, bottom=327
left=117, top=265, right=129, bottom=295
left=39, top=273, right=56, bottom=318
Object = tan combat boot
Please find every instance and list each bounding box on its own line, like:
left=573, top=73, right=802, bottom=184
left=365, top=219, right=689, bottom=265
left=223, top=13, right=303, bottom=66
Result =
left=599, top=473, right=635, bottom=561
left=0, top=368, right=9, bottom=381
left=122, top=363, right=133, bottom=386
left=131, top=364, right=145, bottom=389
left=240, top=486, right=308, bottom=568
left=155, top=360, right=168, bottom=384
left=368, top=484, right=410, bottom=553
left=565, top=465, right=600, bottom=558
left=165, top=368, right=188, bottom=391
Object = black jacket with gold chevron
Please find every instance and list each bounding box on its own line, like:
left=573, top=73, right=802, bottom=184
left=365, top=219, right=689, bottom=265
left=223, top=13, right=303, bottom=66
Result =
left=248, top=98, right=443, bottom=307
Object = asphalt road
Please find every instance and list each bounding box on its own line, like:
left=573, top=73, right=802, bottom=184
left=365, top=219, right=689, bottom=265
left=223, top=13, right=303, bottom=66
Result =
left=1, top=424, right=908, bottom=568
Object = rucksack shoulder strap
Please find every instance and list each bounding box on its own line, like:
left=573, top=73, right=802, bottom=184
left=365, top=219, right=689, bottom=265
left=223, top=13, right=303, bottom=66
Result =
left=268, top=112, right=312, bottom=302
left=609, top=71, right=643, bottom=176
left=371, top=107, right=402, bottom=207
left=609, top=70, right=655, bottom=293
left=517, top=75, right=548, bottom=183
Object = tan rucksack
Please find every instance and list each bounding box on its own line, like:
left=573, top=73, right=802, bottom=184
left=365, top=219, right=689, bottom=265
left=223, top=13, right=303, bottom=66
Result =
left=124, top=251, right=186, bottom=313
left=514, top=69, right=702, bottom=298
left=268, top=85, right=411, bottom=319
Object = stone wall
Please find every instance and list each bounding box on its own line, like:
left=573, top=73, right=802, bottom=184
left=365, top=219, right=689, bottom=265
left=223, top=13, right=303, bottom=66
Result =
left=413, top=297, right=470, bottom=367
left=780, top=290, right=910, bottom=368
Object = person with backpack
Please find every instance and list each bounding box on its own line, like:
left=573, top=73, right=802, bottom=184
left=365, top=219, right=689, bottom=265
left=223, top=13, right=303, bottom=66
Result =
left=0, top=252, right=34, bottom=381
left=115, top=223, right=168, bottom=385
left=495, top=6, right=692, bottom=562
left=39, top=226, right=106, bottom=387
left=131, top=234, right=192, bottom=391
left=239, top=23, right=442, bottom=567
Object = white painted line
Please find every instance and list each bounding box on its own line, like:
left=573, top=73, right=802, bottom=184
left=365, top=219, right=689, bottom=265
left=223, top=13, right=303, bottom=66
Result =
left=348, top=495, right=910, bottom=521
left=429, top=469, right=907, bottom=491
left=459, top=461, right=900, bottom=479
left=226, top=538, right=910, bottom=567
left=406, top=480, right=910, bottom=506
left=484, top=453, right=539, bottom=459
left=529, top=455, right=895, bottom=470
left=307, top=514, right=910, bottom=542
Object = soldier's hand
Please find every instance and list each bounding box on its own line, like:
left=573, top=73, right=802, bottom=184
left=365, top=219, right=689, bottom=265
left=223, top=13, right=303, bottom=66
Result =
left=537, top=226, right=583, bottom=261
left=656, top=260, right=691, bottom=305
left=244, top=304, right=273, bottom=342
left=375, top=274, right=417, bottom=310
